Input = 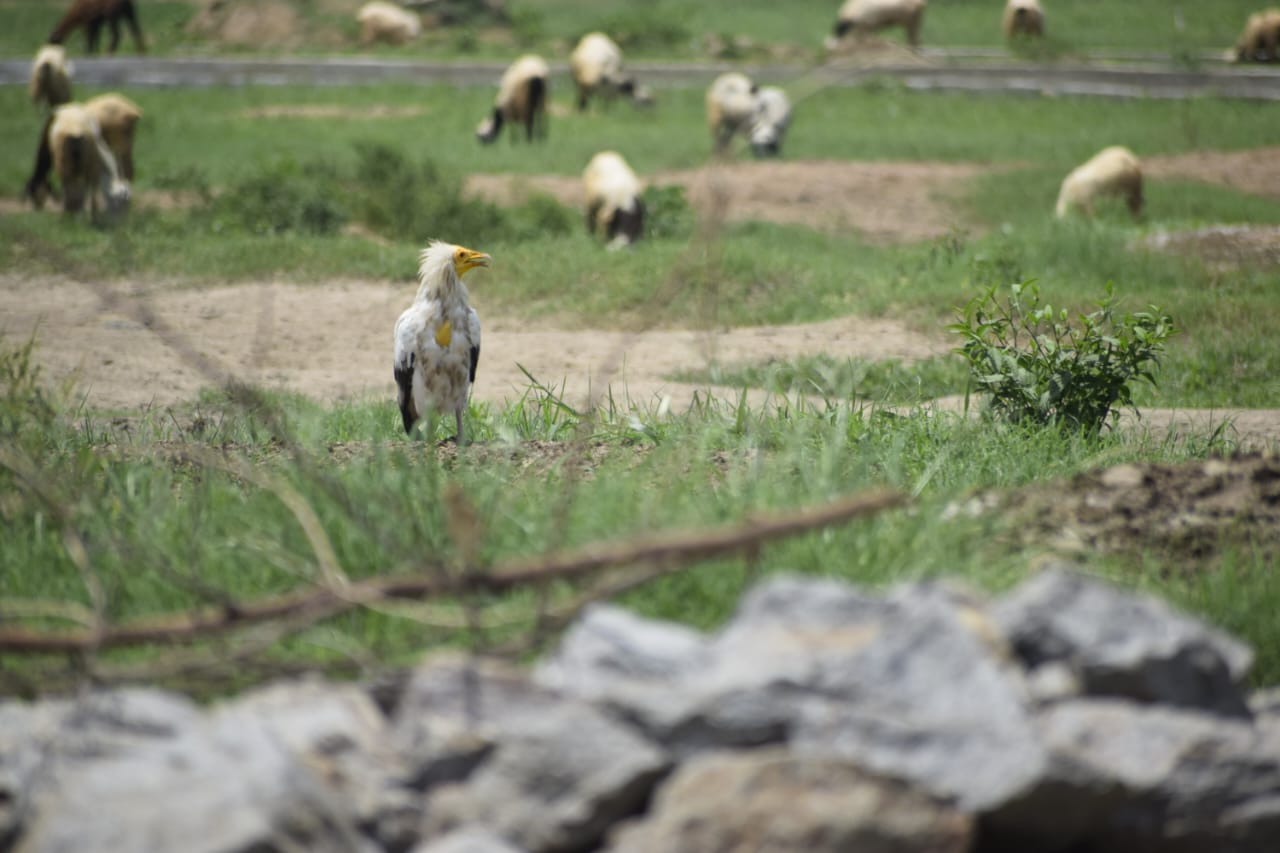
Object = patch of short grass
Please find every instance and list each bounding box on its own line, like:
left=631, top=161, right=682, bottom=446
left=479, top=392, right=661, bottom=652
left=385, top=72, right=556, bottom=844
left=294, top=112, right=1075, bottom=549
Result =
left=3, top=336, right=1268, bottom=694
left=672, top=354, right=970, bottom=404
left=0, top=0, right=1261, bottom=58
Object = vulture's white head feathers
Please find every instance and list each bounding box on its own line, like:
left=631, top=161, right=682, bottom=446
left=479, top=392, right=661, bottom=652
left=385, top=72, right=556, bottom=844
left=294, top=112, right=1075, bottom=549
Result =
left=416, top=240, right=491, bottom=300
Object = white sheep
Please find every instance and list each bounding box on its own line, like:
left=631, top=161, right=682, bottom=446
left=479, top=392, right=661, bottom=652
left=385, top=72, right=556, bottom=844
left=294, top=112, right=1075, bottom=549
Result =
left=706, top=72, right=758, bottom=154
left=749, top=86, right=792, bottom=157
left=475, top=54, right=550, bottom=144
left=583, top=151, right=645, bottom=249
left=356, top=1, right=422, bottom=46
left=833, top=0, right=928, bottom=48
left=1232, top=9, right=1280, bottom=63
left=1003, top=0, right=1045, bottom=39
left=569, top=32, right=653, bottom=110
left=29, top=44, right=73, bottom=111
left=1055, top=146, right=1143, bottom=220
left=85, top=92, right=142, bottom=181
left=28, top=103, right=130, bottom=218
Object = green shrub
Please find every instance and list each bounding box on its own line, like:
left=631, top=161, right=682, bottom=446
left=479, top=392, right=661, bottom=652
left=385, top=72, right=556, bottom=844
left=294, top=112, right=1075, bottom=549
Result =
left=202, top=159, right=346, bottom=236
left=952, top=282, right=1175, bottom=433
left=506, top=192, right=576, bottom=241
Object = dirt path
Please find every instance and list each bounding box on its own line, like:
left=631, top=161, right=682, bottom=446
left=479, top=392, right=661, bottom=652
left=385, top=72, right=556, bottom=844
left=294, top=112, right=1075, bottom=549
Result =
left=0, top=274, right=950, bottom=413
left=3, top=274, right=1277, bottom=447
left=467, top=159, right=988, bottom=244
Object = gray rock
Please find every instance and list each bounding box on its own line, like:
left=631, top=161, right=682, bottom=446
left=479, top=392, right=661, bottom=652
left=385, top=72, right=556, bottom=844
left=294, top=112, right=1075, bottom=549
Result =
left=788, top=582, right=1046, bottom=813
left=14, top=710, right=367, bottom=853
left=413, top=826, right=525, bottom=853
left=1, top=688, right=203, bottom=846
left=399, top=656, right=669, bottom=853
left=536, top=576, right=899, bottom=754
left=993, top=566, right=1254, bottom=716
left=987, top=698, right=1280, bottom=852
left=220, top=679, right=419, bottom=851
left=543, top=576, right=1044, bottom=813
left=608, top=747, right=973, bottom=853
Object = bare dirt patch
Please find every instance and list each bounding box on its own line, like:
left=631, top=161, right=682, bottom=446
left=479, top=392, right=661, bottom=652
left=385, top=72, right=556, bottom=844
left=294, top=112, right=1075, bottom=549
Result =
left=1140, top=225, right=1280, bottom=269
left=0, top=275, right=950, bottom=414
left=1144, top=146, right=1280, bottom=200
left=990, top=454, right=1280, bottom=564
left=186, top=1, right=308, bottom=50
left=238, top=104, right=428, bottom=120
left=466, top=159, right=989, bottom=244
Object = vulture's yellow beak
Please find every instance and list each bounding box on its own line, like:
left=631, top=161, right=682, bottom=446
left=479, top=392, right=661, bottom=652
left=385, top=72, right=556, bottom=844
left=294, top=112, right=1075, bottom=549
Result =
left=454, top=247, right=492, bottom=277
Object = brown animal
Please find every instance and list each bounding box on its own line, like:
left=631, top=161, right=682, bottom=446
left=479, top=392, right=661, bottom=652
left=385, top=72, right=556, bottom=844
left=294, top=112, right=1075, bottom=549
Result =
left=475, top=55, right=549, bottom=144
left=833, top=0, right=928, bottom=48
left=29, top=45, right=73, bottom=111
left=1055, top=146, right=1143, bottom=220
left=25, top=103, right=131, bottom=218
left=1233, top=9, right=1280, bottom=63
left=705, top=72, right=758, bottom=155
left=49, top=0, right=146, bottom=54
left=583, top=151, right=645, bottom=249
left=1003, top=0, right=1045, bottom=39
left=86, top=93, right=142, bottom=180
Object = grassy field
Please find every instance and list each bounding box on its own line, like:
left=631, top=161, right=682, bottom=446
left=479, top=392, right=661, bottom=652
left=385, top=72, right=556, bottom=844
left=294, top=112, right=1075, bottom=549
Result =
left=4, top=22, right=1280, bottom=694
left=0, top=0, right=1262, bottom=59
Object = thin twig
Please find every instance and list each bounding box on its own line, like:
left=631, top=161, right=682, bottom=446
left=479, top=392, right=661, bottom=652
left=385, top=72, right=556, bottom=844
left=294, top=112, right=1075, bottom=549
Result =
left=0, top=489, right=905, bottom=653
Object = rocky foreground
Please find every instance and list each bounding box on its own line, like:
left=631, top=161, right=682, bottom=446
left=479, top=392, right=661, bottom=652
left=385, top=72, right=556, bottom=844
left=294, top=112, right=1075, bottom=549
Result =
left=3, top=567, right=1278, bottom=853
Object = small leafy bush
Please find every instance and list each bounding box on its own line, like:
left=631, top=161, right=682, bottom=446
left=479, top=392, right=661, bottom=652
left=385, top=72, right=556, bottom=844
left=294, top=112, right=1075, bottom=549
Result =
left=952, top=282, right=1175, bottom=433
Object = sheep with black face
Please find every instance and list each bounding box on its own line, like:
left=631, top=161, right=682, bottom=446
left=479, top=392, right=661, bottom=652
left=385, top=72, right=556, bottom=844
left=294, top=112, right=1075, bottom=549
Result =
left=476, top=55, right=550, bottom=144
left=583, top=151, right=645, bottom=250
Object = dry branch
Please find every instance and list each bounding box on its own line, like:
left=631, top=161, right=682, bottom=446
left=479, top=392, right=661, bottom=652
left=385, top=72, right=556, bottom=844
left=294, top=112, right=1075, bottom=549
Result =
left=0, top=489, right=905, bottom=654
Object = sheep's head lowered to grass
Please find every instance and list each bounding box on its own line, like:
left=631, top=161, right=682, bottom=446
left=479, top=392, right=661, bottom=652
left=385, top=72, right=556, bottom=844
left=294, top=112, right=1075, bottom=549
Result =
left=749, top=86, right=792, bottom=158
left=476, top=54, right=549, bottom=145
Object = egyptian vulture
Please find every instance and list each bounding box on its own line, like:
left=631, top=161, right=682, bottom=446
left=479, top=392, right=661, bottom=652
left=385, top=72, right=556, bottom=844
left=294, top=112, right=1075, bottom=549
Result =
left=393, top=241, right=489, bottom=444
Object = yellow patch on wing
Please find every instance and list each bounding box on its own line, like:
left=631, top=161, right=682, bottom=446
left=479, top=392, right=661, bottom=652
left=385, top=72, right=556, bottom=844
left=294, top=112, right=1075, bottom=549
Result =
left=435, top=320, right=452, bottom=348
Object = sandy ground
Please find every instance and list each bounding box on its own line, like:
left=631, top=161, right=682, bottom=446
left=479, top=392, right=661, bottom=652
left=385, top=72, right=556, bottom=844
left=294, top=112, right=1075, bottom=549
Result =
left=0, top=274, right=951, bottom=415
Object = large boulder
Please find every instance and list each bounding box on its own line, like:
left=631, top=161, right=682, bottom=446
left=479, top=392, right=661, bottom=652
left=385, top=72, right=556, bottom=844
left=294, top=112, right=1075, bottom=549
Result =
left=1, top=688, right=203, bottom=847
left=987, top=698, right=1280, bottom=852
left=12, top=706, right=365, bottom=853
left=541, top=575, right=1047, bottom=812
left=992, top=566, right=1254, bottom=716
left=218, top=679, right=420, bottom=850
left=608, top=747, right=973, bottom=853
left=395, top=656, right=669, bottom=853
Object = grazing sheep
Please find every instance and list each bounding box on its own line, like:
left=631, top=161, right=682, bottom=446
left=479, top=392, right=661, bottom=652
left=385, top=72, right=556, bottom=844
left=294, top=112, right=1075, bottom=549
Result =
left=29, top=44, right=73, bottom=111
left=1233, top=9, right=1280, bottom=63
left=49, top=0, right=146, bottom=54
left=1003, top=0, right=1045, bottom=39
left=85, top=93, right=142, bottom=181
left=1055, top=146, right=1143, bottom=220
left=475, top=54, right=549, bottom=144
left=583, top=151, right=645, bottom=249
left=749, top=86, right=792, bottom=158
left=26, top=103, right=130, bottom=218
left=356, top=1, right=422, bottom=46
left=706, top=72, right=758, bottom=155
left=569, top=32, right=653, bottom=111
left=833, top=0, right=927, bottom=47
